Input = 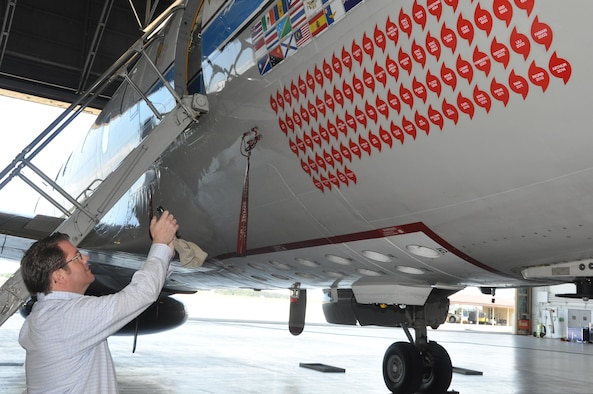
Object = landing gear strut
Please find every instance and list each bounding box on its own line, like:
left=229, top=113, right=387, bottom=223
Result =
left=382, top=313, right=452, bottom=393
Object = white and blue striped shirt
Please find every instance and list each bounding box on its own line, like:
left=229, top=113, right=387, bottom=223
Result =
left=19, top=243, right=173, bottom=394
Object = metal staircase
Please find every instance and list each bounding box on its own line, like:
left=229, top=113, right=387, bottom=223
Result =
left=0, top=0, right=208, bottom=326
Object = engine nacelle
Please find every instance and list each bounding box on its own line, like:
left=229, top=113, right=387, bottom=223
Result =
left=20, top=295, right=187, bottom=335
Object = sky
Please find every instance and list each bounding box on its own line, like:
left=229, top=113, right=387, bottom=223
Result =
left=0, top=94, right=97, bottom=273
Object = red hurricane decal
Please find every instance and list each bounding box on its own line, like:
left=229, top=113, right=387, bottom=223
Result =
left=271, top=1, right=572, bottom=192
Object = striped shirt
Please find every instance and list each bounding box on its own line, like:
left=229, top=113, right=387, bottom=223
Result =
left=19, top=243, right=174, bottom=394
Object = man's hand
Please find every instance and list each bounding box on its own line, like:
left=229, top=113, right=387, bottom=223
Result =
left=150, top=210, right=179, bottom=250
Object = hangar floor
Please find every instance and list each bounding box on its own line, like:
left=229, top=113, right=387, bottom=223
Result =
left=2, top=308, right=593, bottom=394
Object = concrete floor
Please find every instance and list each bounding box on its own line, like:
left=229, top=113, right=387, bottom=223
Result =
left=2, top=307, right=593, bottom=394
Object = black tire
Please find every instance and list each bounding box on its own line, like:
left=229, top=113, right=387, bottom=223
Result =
left=418, top=341, right=453, bottom=394
left=382, top=342, right=423, bottom=394
left=448, top=315, right=456, bottom=323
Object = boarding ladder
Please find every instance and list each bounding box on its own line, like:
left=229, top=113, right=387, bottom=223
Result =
left=0, top=0, right=208, bottom=327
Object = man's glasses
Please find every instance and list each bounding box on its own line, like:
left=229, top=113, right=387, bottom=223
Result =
left=56, top=251, right=82, bottom=270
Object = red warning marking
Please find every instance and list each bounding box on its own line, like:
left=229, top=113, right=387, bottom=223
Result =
left=379, top=125, right=393, bottom=148
left=473, top=85, right=492, bottom=113
left=398, top=9, right=413, bottom=38
left=490, top=78, right=510, bottom=106
left=412, top=77, right=428, bottom=103
left=374, top=25, right=387, bottom=52
left=355, top=106, right=368, bottom=128
left=457, top=92, right=475, bottom=119
left=375, top=62, right=387, bottom=87
left=491, top=37, right=510, bottom=69
left=442, top=98, right=459, bottom=124
left=386, top=55, right=400, bottom=80
left=548, top=52, right=571, bottom=84
left=415, top=111, right=430, bottom=135
left=440, top=23, right=457, bottom=53
left=508, top=69, right=529, bottom=99
left=531, top=16, right=553, bottom=51
left=402, top=116, right=417, bottom=139
left=493, top=0, right=513, bottom=27
left=473, top=46, right=491, bottom=76
left=425, top=31, right=441, bottom=60
left=387, top=89, right=402, bottom=113
left=348, top=139, right=361, bottom=160
left=390, top=121, right=405, bottom=144
left=363, top=68, right=376, bottom=91
left=365, top=101, right=378, bottom=123
left=332, top=53, right=343, bottom=77
left=514, top=0, right=534, bottom=16
left=510, top=27, right=530, bottom=60
left=474, top=3, right=493, bottom=36
left=323, top=59, right=333, bottom=83
left=411, top=39, right=427, bottom=68
left=270, top=95, right=278, bottom=113
left=342, top=46, right=353, bottom=71
left=385, top=16, right=399, bottom=45
left=528, top=61, right=550, bottom=92
left=426, top=69, right=442, bottom=97
left=441, top=63, right=457, bottom=91
left=428, top=105, right=444, bottom=130
left=412, top=0, right=427, bottom=30
left=398, top=48, right=413, bottom=75
left=314, top=65, right=324, bottom=86
left=362, top=32, right=374, bottom=58
left=352, top=39, right=363, bottom=65
left=358, top=134, right=371, bottom=155
left=456, top=14, right=474, bottom=45
left=427, top=0, right=442, bottom=21
left=400, top=84, right=414, bottom=109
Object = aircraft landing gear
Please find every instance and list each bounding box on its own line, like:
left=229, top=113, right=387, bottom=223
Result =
left=382, top=320, right=452, bottom=393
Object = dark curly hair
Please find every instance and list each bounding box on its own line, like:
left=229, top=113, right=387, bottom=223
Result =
left=20, top=232, right=70, bottom=295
